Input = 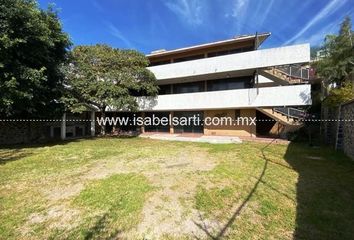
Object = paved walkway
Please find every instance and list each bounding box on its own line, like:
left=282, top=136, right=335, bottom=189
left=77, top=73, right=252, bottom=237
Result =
left=140, top=133, right=242, bottom=144
left=140, top=133, right=290, bottom=144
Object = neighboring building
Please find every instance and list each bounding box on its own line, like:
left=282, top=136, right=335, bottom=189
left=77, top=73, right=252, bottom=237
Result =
left=135, top=33, right=312, bottom=137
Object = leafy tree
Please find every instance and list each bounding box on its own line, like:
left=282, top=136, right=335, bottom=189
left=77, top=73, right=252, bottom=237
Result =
left=324, top=83, right=354, bottom=107
left=62, top=44, right=158, bottom=134
left=314, top=16, right=354, bottom=106
left=315, top=16, right=353, bottom=87
left=310, top=46, right=321, bottom=60
left=0, top=0, right=71, bottom=118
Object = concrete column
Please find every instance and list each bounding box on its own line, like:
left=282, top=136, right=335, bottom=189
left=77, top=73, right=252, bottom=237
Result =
left=61, top=113, right=66, bottom=140
left=169, top=111, right=174, bottom=134
left=141, top=112, right=145, bottom=133
left=90, top=111, right=95, bottom=137
left=50, top=126, right=54, bottom=138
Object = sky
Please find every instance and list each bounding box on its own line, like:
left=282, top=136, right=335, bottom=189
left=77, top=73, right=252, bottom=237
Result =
left=37, top=0, right=354, bottom=54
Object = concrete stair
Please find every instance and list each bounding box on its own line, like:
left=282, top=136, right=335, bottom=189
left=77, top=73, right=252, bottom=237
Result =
left=257, top=108, right=302, bottom=126
left=260, top=68, right=307, bottom=85
left=257, top=108, right=304, bottom=137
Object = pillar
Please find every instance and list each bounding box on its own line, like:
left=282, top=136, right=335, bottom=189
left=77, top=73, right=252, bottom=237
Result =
left=50, top=126, right=54, bottom=138
left=141, top=112, right=145, bottom=133
left=90, top=111, right=95, bottom=137
left=169, top=111, right=174, bottom=134
left=61, top=113, right=66, bottom=140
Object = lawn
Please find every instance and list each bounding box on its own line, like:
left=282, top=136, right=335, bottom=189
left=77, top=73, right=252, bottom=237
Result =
left=1, top=138, right=354, bottom=239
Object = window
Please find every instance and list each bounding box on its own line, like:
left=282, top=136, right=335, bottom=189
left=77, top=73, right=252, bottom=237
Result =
left=207, top=76, right=253, bottom=91
left=235, top=109, right=241, bottom=119
left=149, top=60, right=171, bottom=66
left=214, top=112, right=227, bottom=118
left=207, top=46, right=254, bottom=58
left=158, top=84, right=172, bottom=95
left=173, top=81, right=205, bottom=94
left=174, top=54, right=205, bottom=63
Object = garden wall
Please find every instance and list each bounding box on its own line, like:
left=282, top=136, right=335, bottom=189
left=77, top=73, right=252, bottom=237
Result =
left=341, top=100, right=354, bottom=160
left=0, top=122, right=50, bottom=145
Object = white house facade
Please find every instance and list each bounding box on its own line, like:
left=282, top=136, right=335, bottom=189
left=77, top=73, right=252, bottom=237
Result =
left=133, top=33, right=312, bottom=137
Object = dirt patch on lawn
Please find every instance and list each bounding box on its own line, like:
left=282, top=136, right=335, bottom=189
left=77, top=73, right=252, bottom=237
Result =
left=21, top=204, right=81, bottom=238
left=34, top=146, right=221, bottom=239
left=124, top=149, right=221, bottom=239
left=44, top=158, right=132, bottom=201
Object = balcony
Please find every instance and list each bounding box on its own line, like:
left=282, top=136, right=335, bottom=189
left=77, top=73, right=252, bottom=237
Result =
left=137, top=84, right=312, bottom=111
left=147, top=44, right=310, bottom=81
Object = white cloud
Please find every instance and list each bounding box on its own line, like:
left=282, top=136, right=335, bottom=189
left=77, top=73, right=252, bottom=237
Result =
left=284, top=0, right=348, bottom=45
left=232, top=0, right=249, bottom=17
left=91, top=0, right=104, bottom=12
left=257, top=0, right=275, bottom=27
left=105, top=22, right=134, bottom=49
left=224, top=0, right=250, bottom=33
left=293, top=9, right=354, bottom=46
left=298, top=22, right=339, bottom=46
left=164, top=0, right=203, bottom=26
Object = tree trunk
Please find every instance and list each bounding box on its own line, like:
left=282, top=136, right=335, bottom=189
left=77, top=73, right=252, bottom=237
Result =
left=112, top=112, right=117, bottom=134
left=27, top=121, right=32, bottom=144
left=100, top=108, right=106, bottom=135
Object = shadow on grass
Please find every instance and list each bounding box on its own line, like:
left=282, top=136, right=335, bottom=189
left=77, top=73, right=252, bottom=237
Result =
left=284, top=143, right=354, bottom=240
left=0, top=135, right=140, bottom=165
left=83, top=213, right=121, bottom=240
left=194, top=140, right=354, bottom=240
left=193, top=139, right=275, bottom=239
left=0, top=148, right=34, bottom=165
left=0, top=137, right=100, bottom=165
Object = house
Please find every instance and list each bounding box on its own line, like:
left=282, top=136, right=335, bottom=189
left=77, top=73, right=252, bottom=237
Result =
left=60, top=33, right=312, bottom=139
left=137, top=33, right=311, bottom=137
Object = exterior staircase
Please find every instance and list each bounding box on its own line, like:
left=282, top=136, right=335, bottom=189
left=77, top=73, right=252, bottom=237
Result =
left=257, top=107, right=306, bottom=137
left=259, top=65, right=310, bottom=85
left=257, top=108, right=303, bottom=125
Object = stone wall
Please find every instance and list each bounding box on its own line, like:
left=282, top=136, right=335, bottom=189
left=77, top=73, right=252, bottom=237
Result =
left=0, top=112, right=92, bottom=145
left=341, top=100, right=354, bottom=160
left=0, top=122, right=51, bottom=145
left=321, top=106, right=340, bottom=145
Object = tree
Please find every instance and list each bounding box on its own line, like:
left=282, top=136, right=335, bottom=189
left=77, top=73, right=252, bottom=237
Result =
left=315, top=16, right=353, bottom=87
left=0, top=0, right=71, bottom=118
left=314, top=16, right=354, bottom=106
left=62, top=44, right=158, bottom=134
left=324, top=83, right=354, bottom=107
left=310, top=46, right=321, bottom=60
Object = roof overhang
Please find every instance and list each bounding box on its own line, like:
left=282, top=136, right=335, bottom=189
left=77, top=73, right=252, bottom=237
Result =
left=147, top=32, right=271, bottom=59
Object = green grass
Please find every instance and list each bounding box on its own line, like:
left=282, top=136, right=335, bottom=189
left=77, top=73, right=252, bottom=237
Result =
left=67, top=174, right=152, bottom=239
left=195, top=142, right=354, bottom=239
left=1, top=138, right=354, bottom=239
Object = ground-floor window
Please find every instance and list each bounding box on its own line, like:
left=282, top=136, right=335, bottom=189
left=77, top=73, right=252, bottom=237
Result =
left=173, top=111, right=204, bottom=133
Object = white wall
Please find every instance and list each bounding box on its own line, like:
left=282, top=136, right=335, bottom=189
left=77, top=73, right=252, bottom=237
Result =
left=137, top=84, right=312, bottom=111
left=148, top=44, right=310, bottom=81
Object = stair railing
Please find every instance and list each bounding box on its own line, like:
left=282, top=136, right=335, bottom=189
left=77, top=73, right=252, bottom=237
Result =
left=274, top=65, right=310, bottom=82
left=273, top=107, right=308, bottom=120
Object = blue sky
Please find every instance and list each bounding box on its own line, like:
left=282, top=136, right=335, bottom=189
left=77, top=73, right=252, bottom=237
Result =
left=38, top=0, right=354, bottom=54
